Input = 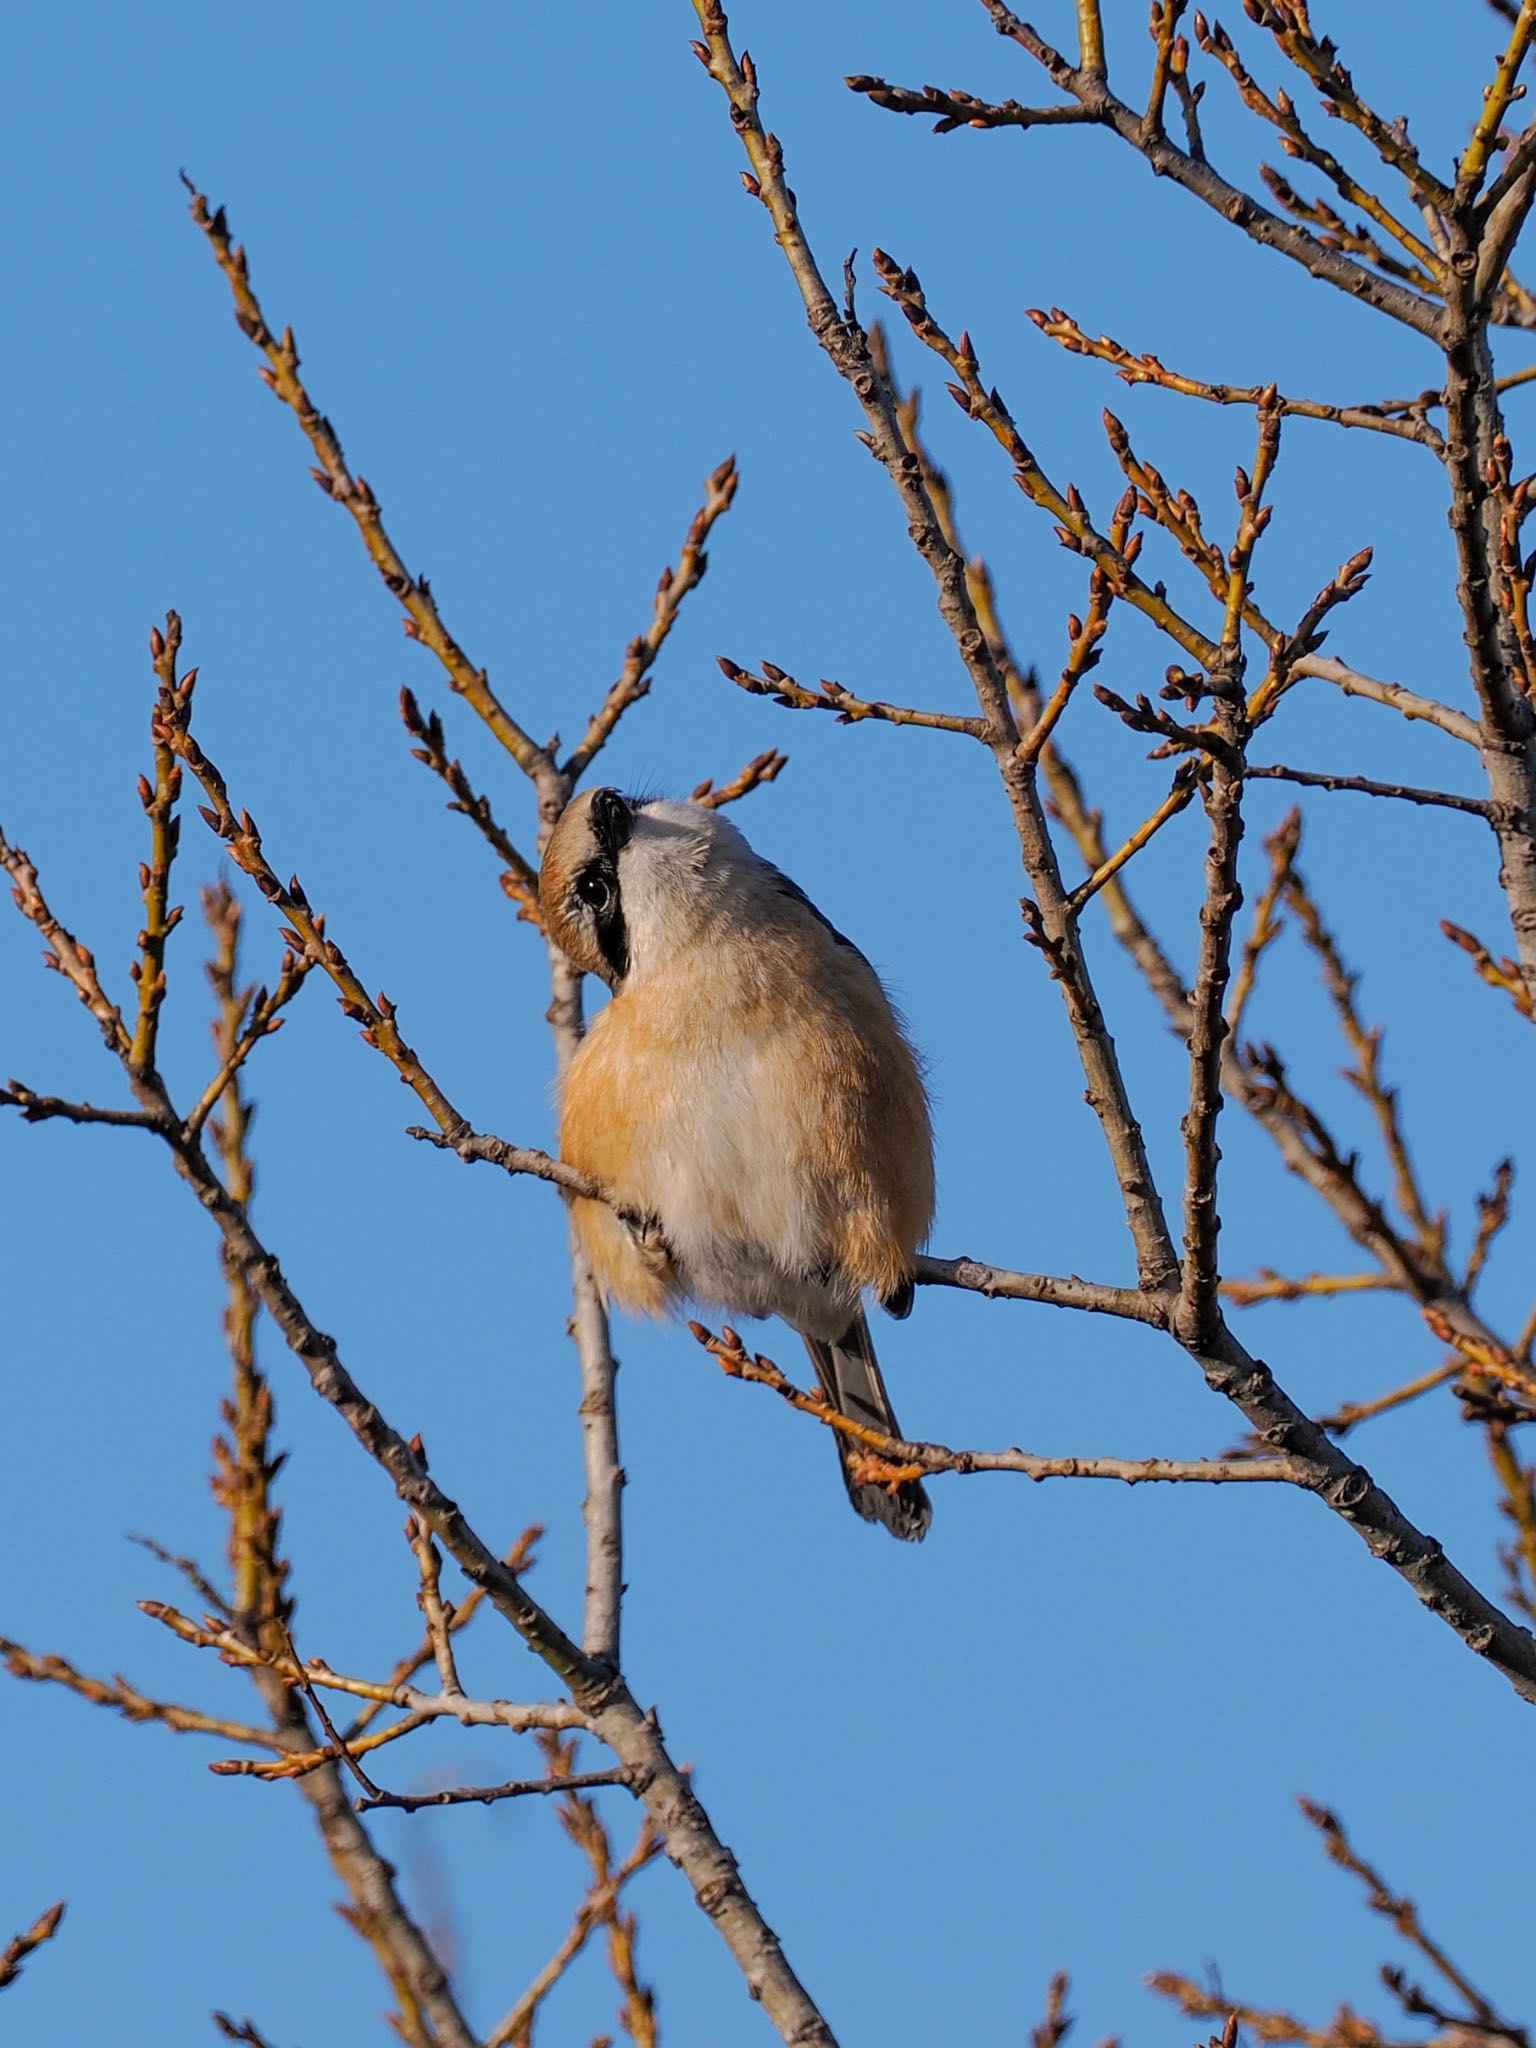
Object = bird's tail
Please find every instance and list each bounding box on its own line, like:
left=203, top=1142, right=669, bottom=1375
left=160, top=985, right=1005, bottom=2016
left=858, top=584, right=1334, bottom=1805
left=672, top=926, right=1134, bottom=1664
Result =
left=801, top=1310, right=931, bottom=1542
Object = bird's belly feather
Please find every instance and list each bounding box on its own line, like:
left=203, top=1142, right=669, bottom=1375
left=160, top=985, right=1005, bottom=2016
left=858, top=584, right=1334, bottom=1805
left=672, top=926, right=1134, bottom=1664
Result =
left=561, top=1002, right=851, bottom=1334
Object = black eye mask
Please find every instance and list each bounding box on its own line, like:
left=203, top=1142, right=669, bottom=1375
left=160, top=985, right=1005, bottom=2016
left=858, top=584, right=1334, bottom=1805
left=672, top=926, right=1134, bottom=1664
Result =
left=589, top=788, right=634, bottom=860
left=573, top=792, right=632, bottom=985
left=587, top=870, right=629, bottom=984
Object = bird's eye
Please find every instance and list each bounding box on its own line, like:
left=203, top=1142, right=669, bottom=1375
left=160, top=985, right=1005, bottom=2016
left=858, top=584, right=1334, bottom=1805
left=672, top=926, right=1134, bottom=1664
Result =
left=576, top=870, right=612, bottom=914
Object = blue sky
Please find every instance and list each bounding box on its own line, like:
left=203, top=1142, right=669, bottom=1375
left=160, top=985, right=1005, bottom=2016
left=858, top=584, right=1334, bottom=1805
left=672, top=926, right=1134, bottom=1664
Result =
left=4, top=3, right=1535, bottom=2043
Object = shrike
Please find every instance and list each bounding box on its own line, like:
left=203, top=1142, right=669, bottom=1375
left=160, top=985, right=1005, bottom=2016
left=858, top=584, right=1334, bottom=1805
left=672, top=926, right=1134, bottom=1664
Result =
left=540, top=787, right=935, bottom=1540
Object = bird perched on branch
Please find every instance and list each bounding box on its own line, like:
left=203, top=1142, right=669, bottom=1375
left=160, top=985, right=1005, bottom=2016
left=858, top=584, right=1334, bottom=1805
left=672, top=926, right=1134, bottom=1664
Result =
left=540, top=787, right=935, bottom=1540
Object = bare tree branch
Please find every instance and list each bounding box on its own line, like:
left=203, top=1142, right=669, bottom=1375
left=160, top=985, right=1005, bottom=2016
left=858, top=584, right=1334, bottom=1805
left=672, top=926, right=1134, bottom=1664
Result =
left=691, top=1324, right=1303, bottom=1487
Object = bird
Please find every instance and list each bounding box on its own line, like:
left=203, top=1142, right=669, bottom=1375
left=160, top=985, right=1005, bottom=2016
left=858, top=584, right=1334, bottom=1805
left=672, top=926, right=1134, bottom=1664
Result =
left=539, top=785, right=935, bottom=1540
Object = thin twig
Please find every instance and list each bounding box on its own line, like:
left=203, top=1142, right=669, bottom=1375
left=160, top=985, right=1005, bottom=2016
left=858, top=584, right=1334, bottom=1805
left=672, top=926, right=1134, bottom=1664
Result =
left=131, top=613, right=189, bottom=1072
left=140, top=1603, right=586, bottom=1731
left=128, top=1532, right=233, bottom=1619
left=540, top=1732, right=661, bottom=2048
left=213, top=1711, right=433, bottom=1783
left=855, top=12, right=1444, bottom=333
left=1222, top=1270, right=1392, bottom=1309
left=913, top=1254, right=1165, bottom=1323
left=1313, top=1361, right=1464, bottom=1439
left=1284, top=861, right=1443, bottom=1263
left=183, top=179, right=549, bottom=781
left=1027, top=305, right=1443, bottom=449
left=280, top=1625, right=384, bottom=1800
left=356, top=1768, right=635, bottom=1815
left=487, top=1812, right=663, bottom=2048
left=1442, top=918, right=1536, bottom=1020
left=0, top=1902, right=66, bottom=1993
left=1289, top=655, right=1483, bottom=745
left=1467, top=1159, right=1516, bottom=1292
left=0, top=1086, right=163, bottom=1131
left=342, top=1526, right=542, bottom=1742
left=399, top=686, right=541, bottom=899
left=717, top=655, right=987, bottom=736
left=213, top=2017, right=289, bottom=2048
left=406, top=1513, right=462, bottom=1699
left=690, top=748, right=790, bottom=808
left=565, top=456, right=740, bottom=777
left=1246, top=762, right=1497, bottom=818
left=1227, top=806, right=1300, bottom=1044
left=1300, top=1798, right=1518, bottom=2031
left=0, top=1636, right=288, bottom=1752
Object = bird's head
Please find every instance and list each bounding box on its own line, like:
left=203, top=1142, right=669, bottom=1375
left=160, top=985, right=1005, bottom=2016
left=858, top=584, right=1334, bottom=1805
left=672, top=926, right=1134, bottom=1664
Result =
left=539, top=789, right=750, bottom=988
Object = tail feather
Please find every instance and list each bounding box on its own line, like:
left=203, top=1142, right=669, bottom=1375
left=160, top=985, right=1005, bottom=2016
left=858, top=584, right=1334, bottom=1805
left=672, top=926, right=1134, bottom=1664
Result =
left=802, top=1311, right=931, bottom=1542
